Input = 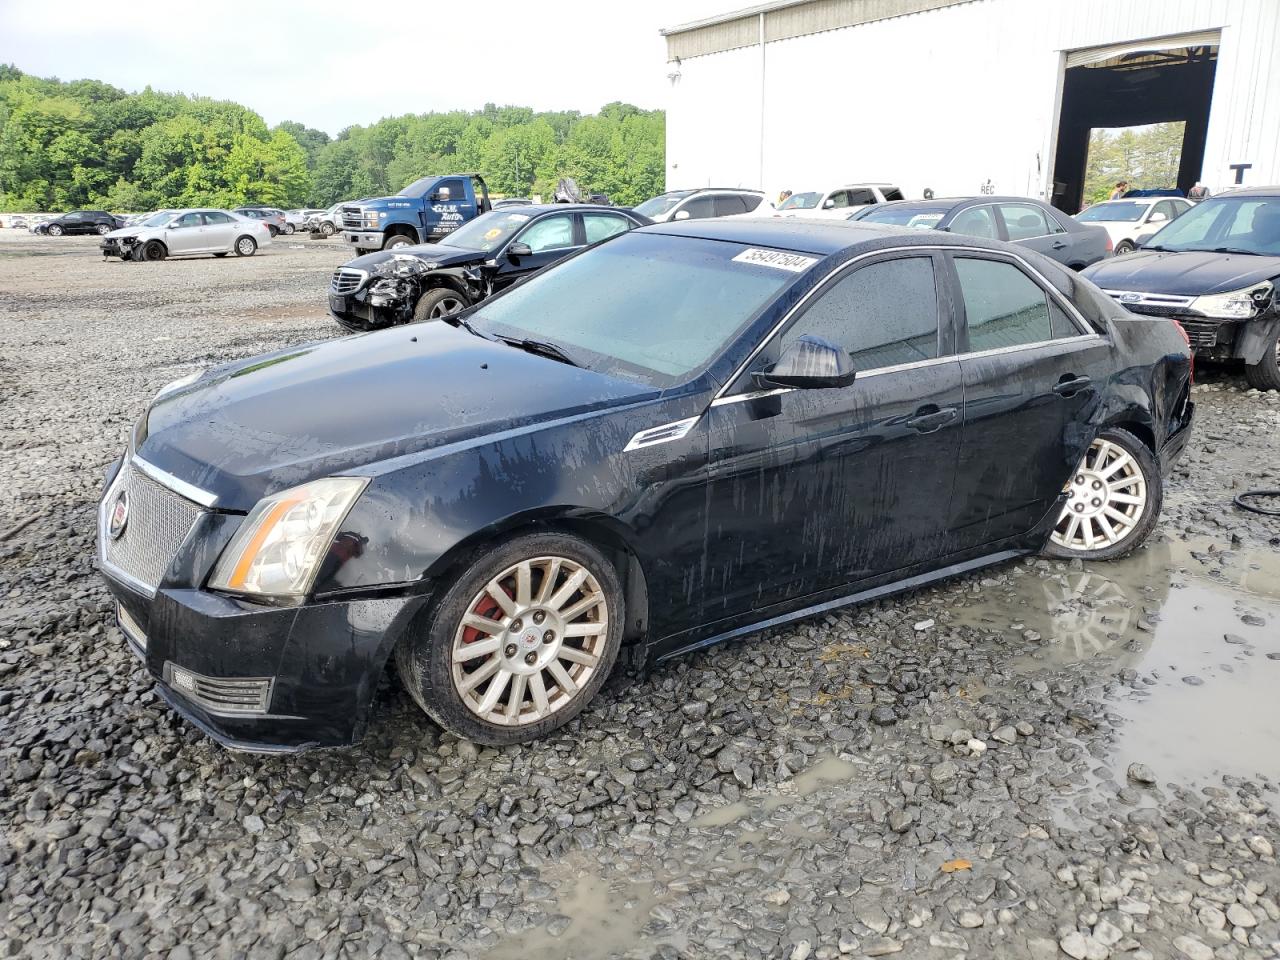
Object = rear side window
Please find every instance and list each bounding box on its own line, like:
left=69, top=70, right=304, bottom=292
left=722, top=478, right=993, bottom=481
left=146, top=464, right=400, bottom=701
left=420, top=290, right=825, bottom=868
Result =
left=742, top=194, right=765, bottom=212
left=955, top=257, right=1076, bottom=351
left=847, top=188, right=877, bottom=206
left=203, top=211, right=233, bottom=224
left=713, top=195, right=749, bottom=216
left=998, top=203, right=1050, bottom=240
left=783, top=256, right=939, bottom=369
left=949, top=206, right=998, bottom=239
left=582, top=213, right=630, bottom=243
left=881, top=187, right=905, bottom=202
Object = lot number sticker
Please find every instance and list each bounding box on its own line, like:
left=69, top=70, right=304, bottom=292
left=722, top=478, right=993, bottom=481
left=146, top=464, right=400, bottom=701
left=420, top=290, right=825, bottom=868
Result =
left=732, top=248, right=819, bottom=272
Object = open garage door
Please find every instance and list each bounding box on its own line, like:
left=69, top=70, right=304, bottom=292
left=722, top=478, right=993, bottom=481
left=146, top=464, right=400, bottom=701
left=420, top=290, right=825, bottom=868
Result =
left=1051, top=33, right=1220, bottom=214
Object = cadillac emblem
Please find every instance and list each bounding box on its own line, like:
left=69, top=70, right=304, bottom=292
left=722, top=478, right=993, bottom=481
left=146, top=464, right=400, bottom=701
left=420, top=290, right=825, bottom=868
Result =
left=108, top=489, right=129, bottom=540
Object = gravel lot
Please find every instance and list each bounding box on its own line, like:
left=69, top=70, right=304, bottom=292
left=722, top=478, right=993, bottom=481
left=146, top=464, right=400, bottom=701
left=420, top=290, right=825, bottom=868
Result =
left=2, top=230, right=1279, bottom=960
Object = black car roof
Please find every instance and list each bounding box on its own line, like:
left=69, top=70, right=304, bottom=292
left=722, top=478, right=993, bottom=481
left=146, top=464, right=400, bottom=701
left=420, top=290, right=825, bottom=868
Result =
left=640, top=216, right=998, bottom=256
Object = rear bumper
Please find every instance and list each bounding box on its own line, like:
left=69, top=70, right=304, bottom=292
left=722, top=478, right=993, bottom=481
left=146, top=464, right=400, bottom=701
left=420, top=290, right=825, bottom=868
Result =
left=101, top=567, right=430, bottom=753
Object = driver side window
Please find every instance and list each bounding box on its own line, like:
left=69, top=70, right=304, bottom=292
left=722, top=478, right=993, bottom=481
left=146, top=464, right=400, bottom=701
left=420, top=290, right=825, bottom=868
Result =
left=517, top=214, right=576, bottom=253
left=780, top=256, right=940, bottom=370
left=174, top=213, right=202, bottom=228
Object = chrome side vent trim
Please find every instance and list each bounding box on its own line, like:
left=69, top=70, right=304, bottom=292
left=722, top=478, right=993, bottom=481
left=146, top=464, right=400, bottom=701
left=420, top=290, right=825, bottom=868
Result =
left=623, top=417, right=700, bottom=452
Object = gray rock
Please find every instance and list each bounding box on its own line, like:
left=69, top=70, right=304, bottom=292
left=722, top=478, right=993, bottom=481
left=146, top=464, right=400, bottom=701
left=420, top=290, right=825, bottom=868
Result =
left=1126, top=763, right=1157, bottom=785
left=1172, top=935, right=1213, bottom=960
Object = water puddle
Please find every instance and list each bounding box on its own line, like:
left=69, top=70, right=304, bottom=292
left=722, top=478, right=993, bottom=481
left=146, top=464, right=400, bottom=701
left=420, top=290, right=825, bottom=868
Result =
left=951, top=535, right=1280, bottom=786
left=485, top=865, right=668, bottom=960
left=691, top=754, right=862, bottom=828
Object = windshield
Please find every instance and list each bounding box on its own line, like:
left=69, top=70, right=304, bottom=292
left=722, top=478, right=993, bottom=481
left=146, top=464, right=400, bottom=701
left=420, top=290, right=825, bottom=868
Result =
left=634, top=192, right=691, bottom=218
left=143, top=211, right=178, bottom=227
left=470, top=232, right=803, bottom=386
left=439, top=210, right=535, bottom=252
left=397, top=177, right=441, bottom=199
left=779, top=192, right=821, bottom=210
left=1077, top=201, right=1148, bottom=223
left=857, top=205, right=946, bottom=228
left=1144, top=196, right=1280, bottom=255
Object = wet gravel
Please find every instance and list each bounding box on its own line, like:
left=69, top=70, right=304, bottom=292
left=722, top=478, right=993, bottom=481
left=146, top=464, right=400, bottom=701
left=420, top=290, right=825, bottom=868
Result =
left=2, top=231, right=1279, bottom=960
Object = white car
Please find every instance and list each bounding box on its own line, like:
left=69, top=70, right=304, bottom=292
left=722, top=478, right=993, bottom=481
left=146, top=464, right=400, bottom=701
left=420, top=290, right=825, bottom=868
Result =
left=633, top=188, right=769, bottom=223
left=776, top=183, right=905, bottom=218
left=99, top=209, right=273, bottom=261
left=1074, top=197, right=1192, bottom=254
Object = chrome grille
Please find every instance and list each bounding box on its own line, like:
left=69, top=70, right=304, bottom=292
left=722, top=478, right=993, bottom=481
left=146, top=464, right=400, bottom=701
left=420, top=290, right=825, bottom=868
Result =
left=164, top=662, right=273, bottom=715
left=1104, top=289, right=1195, bottom=316
left=330, top=268, right=367, bottom=295
left=341, top=205, right=364, bottom=230
left=101, top=463, right=204, bottom=594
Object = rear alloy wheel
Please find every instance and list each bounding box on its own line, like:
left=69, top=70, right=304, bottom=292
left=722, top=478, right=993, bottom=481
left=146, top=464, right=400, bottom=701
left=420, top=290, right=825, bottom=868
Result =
left=47, top=224, right=63, bottom=237
left=1043, top=427, right=1161, bottom=562
left=284, top=223, right=295, bottom=235
left=412, top=287, right=469, bottom=322
left=267, top=225, right=279, bottom=238
left=234, top=235, right=257, bottom=257
left=1114, top=240, right=1135, bottom=255
left=1244, top=330, right=1280, bottom=391
left=396, top=533, right=624, bottom=745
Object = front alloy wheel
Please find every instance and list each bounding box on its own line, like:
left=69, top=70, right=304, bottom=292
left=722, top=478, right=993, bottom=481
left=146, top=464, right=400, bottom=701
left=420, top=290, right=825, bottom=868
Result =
left=397, top=533, right=624, bottom=744
left=412, top=287, right=468, bottom=322
left=1044, top=427, right=1161, bottom=561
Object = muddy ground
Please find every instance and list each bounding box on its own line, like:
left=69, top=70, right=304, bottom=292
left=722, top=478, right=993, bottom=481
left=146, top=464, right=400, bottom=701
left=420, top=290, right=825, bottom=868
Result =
left=1, top=230, right=1279, bottom=960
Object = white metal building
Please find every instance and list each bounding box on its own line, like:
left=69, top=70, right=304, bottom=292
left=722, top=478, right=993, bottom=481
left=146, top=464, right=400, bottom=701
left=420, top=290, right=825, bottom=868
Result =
left=660, top=0, right=1280, bottom=212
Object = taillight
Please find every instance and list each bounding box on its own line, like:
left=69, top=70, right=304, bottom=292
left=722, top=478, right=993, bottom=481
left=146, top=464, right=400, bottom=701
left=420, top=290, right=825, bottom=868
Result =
left=1105, top=234, right=1113, bottom=253
left=1171, top=319, right=1194, bottom=383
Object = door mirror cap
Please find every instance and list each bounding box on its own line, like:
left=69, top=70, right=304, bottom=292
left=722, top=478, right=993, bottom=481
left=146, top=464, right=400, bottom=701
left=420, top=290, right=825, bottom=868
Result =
left=673, top=209, right=691, bottom=221
left=506, top=241, right=532, bottom=260
left=823, top=198, right=836, bottom=209
left=754, top=335, right=857, bottom=389
left=1148, top=211, right=1168, bottom=223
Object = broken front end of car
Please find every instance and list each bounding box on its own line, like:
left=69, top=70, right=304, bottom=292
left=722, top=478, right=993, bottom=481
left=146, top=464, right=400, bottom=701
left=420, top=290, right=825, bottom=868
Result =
left=328, top=255, right=482, bottom=333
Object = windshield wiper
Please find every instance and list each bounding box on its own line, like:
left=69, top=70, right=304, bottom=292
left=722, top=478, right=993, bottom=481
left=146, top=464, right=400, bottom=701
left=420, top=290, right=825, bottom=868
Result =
left=448, top=315, right=497, bottom=341
left=497, top=336, right=583, bottom=368
left=1208, top=246, right=1262, bottom=256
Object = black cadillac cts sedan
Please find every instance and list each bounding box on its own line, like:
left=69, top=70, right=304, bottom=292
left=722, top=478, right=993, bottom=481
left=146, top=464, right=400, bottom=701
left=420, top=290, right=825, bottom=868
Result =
left=98, top=219, right=1194, bottom=751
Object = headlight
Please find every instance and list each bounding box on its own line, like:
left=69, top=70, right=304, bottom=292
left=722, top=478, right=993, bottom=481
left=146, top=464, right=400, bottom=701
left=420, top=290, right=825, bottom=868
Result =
left=372, top=256, right=430, bottom=279
left=1190, top=281, right=1273, bottom=320
left=208, top=477, right=368, bottom=598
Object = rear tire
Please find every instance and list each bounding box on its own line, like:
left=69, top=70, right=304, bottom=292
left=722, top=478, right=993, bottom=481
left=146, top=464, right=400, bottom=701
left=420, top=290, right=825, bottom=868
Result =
left=1042, top=427, right=1161, bottom=562
left=384, top=234, right=412, bottom=250
left=1244, top=331, right=1280, bottom=391
left=395, top=532, right=624, bottom=745
left=267, top=225, right=279, bottom=238
left=284, top=223, right=295, bottom=235
left=412, top=286, right=469, bottom=323
left=234, top=235, right=257, bottom=257
left=1114, top=240, right=1135, bottom=255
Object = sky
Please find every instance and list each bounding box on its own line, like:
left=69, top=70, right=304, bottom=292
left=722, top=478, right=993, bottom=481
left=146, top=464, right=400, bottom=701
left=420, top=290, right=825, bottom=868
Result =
left=0, top=0, right=734, bottom=134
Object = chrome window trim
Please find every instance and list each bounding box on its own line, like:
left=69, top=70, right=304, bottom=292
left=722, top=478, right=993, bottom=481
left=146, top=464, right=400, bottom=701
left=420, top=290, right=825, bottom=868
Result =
left=711, top=244, right=1101, bottom=405
left=710, top=387, right=792, bottom=407
left=132, top=455, right=219, bottom=508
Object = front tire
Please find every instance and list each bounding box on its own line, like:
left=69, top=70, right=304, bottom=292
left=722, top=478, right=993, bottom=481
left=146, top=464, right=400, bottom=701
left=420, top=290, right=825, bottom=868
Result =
left=284, top=223, right=295, bottom=235
left=1244, top=331, right=1280, bottom=391
left=319, top=222, right=335, bottom=237
left=1114, top=240, right=1135, bottom=255
left=396, top=533, right=624, bottom=745
left=234, top=235, right=257, bottom=257
left=1042, top=428, right=1161, bottom=562
left=96, top=224, right=111, bottom=236
left=384, top=234, right=412, bottom=250
left=412, top=286, right=469, bottom=323
left=140, top=240, right=166, bottom=262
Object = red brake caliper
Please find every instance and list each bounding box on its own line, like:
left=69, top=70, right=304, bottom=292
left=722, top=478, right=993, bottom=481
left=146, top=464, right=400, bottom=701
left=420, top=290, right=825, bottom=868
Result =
left=462, top=586, right=508, bottom=645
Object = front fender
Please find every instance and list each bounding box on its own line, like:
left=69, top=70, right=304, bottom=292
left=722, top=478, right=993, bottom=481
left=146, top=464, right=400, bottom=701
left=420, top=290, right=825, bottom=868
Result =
left=1236, top=314, right=1280, bottom=365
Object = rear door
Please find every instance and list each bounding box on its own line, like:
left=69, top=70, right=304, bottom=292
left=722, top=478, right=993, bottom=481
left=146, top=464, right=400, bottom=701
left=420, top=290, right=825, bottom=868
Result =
left=995, top=202, right=1070, bottom=263
left=945, top=204, right=1000, bottom=240
left=945, top=252, right=1113, bottom=548
left=581, top=211, right=634, bottom=245
left=701, top=251, right=964, bottom=622
left=201, top=211, right=237, bottom=251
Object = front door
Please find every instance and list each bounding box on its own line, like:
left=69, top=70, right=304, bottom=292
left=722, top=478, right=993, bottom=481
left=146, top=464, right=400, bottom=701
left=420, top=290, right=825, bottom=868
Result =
left=945, top=252, right=1114, bottom=548
left=166, top=212, right=207, bottom=254
left=700, top=252, right=965, bottom=624
left=494, top=212, right=582, bottom=291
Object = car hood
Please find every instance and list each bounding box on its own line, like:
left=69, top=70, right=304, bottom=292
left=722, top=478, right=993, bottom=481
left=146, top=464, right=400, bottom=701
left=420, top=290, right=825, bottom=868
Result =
left=103, top=225, right=146, bottom=239
left=1083, top=249, right=1280, bottom=296
left=137, top=322, right=659, bottom=511
left=341, top=243, right=482, bottom=273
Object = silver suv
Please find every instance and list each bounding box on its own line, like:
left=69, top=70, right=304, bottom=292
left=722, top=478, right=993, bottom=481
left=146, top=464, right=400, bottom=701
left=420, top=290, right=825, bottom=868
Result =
left=634, top=188, right=769, bottom=223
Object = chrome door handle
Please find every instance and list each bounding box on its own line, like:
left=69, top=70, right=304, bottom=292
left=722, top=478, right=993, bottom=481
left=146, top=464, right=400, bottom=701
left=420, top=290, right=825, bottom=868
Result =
left=1053, top=375, right=1092, bottom=397
left=905, top=406, right=958, bottom=433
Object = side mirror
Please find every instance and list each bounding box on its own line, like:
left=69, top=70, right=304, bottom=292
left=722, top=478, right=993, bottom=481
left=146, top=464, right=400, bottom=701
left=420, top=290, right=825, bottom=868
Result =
left=507, top=241, right=532, bottom=260
left=823, top=198, right=836, bottom=209
left=1148, top=211, right=1168, bottom=223
left=753, top=335, right=856, bottom=389
left=673, top=209, right=691, bottom=221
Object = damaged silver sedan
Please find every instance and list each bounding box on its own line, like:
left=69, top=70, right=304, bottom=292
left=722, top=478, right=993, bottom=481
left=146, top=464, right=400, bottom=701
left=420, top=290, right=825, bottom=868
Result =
left=100, top=209, right=273, bottom=262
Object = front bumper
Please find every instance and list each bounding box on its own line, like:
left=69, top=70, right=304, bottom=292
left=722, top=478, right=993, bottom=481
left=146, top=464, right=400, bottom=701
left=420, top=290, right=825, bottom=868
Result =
left=100, top=238, right=132, bottom=259
left=103, top=568, right=430, bottom=752
left=328, top=286, right=398, bottom=332
left=343, top=231, right=384, bottom=248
